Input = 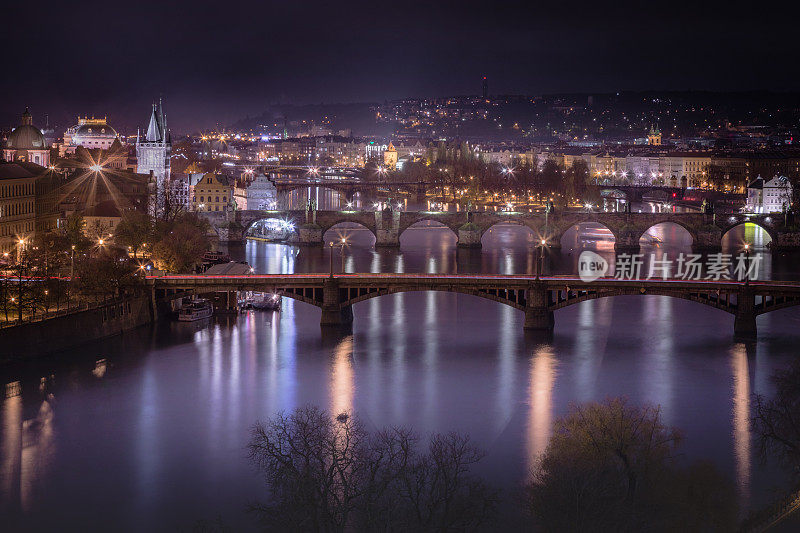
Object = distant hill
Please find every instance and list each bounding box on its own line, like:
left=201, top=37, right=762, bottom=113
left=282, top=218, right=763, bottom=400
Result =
left=230, top=102, right=390, bottom=137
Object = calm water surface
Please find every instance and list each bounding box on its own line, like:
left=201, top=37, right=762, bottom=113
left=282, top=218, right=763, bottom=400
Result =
left=2, top=218, right=799, bottom=531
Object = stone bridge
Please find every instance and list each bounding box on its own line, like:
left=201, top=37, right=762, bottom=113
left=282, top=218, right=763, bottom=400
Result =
left=150, top=274, right=800, bottom=336
left=200, top=209, right=800, bottom=251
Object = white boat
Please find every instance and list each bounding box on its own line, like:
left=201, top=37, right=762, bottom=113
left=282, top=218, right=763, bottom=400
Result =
left=178, top=299, right=213, bottom=321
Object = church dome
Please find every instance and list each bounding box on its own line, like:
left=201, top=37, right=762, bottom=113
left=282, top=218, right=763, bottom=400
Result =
left=6, top=109, right=46, bottom=150
left=6, top=125, right=46, bottom=150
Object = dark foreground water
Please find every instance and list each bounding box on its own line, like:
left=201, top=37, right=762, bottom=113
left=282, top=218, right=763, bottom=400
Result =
left=2, top=221, right=799, bottom=531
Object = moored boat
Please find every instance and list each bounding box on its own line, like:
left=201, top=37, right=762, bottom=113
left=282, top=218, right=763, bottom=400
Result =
left=252, top=293, right=282, bottom=311
left=178, top=299, right=213, bottom=321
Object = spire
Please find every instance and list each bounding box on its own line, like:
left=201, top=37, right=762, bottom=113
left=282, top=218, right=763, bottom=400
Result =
left=21, top=107, right=32, bottom=126
left=146, top=103, right=161, bottom=141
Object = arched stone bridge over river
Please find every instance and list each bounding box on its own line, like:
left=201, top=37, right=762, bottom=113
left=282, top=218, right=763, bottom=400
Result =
left=150, top=274, right=800, bottom=337
left=201, top=209, right=800, bottom=251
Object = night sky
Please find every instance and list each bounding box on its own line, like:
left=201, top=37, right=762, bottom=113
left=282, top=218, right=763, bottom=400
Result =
left=3, top=0, right=799, bottom=133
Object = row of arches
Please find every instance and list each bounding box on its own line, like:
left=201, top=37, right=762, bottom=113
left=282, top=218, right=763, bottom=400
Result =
left=245, top=218, right=775, bottom=250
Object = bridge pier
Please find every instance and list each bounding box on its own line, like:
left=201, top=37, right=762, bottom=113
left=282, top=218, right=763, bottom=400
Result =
left=524, top=283, right=554, bottom=331
left=375, top=209, right=400, bottom=247
left=457, top=223, right=482, bottom=248
left=693, top=228, right=723, bottom=252
left=734, top=286, right=757, bottom=337
left=320, top=278, right=353, bottom=327
left=290, top=224, right=324, bottom=246
left=375, top=229, right=400, bottom=247
left=614, top=229, right=640, bottom=253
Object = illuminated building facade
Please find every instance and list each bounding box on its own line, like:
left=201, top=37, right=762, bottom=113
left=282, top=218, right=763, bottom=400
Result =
left=0, top=162, right=38, bottom=254
left=647, top=126, right=662, bottom=146
left=63, top=116, right=119, bottom=153
left=233, top=173, right=277, bottom=210
left=193, top=173, right=233, bottom=212
left=383, top=142, right=398, bottom=169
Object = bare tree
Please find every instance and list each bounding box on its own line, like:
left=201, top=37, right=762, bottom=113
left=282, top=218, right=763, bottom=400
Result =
left=753, top=361, right=800, bottom=477
left=247, top=406, right=497, bottom=532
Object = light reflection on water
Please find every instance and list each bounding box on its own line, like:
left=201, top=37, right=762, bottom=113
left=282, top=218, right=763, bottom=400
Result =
left=1, top=222, right=799, bottom=531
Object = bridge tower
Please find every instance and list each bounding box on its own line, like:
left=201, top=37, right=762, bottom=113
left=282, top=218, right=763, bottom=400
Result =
left=137, top=100, right=171, bottom=216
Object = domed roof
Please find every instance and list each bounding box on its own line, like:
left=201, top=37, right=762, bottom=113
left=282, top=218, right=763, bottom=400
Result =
left=5, top=109, right=47, bottom=150
left=75, top=123, right=118, bottom=138
left=7, top=125, right=46, bottom=150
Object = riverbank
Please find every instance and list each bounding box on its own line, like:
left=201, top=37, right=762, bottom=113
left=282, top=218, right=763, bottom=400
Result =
left=0, top=294, right=157, bottom=363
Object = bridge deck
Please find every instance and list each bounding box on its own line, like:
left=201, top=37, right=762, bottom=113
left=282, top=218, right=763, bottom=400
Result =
left=149, top=274, right=800, bottom=334
left=149, top=273, right=800, bottom=290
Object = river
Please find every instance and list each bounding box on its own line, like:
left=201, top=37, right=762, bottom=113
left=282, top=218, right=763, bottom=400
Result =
left=1, top=210, right=799, bottom=531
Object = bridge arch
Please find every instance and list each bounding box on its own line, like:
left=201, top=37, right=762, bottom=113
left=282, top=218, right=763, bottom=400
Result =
left=340, top=286, right=528, bottom=310
left=639, top=221, right=695, bottom=248
left=600, top=188, right=628, bottom=200
left=721, top=221, right=775, bottom=249
left=244, top=216, right=300, bottom=240
left=559, top=222, right=617, bottom=250
left=399, top=219, right=458, bottom=247
left=322, top=221, right=377, bottom=246
left=548, top=287, right=739, bottom=314
left=480, top=220, right=539, bottom=247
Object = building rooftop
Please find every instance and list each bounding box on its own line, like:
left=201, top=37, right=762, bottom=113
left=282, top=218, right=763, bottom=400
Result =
left=0, top=161, right=45, bottom=180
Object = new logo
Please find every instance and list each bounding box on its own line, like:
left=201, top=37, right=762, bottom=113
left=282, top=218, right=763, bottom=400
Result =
left=578, top=251, right=609, bottom=282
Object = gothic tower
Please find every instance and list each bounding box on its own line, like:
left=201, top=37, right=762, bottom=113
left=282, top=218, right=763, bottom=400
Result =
left=136, top=100, right=171, bottom=215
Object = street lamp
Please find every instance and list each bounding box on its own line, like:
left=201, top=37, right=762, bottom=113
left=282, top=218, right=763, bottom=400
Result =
left=743, top=243, right=751, bottom=285
left=16, top=238, right=26, bottom=263
left=329, top=241, right=334, bottom=277
left=540, top=238, right=547, bottom=278
left=339, top=237, right=348, bottom=273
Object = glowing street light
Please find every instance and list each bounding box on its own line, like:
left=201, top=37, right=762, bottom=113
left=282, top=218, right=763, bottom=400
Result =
left=90, top=164, right=103, bottom=172
left=338, top=237, right=348, bottom=273
left=536, top=238, right=547, bottom=280
left=743, top=243, right=751, bottom=285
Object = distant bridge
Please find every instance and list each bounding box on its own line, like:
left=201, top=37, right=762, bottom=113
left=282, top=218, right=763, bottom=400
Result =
left=149, top=274, right=800, bottom=336
left=270, top=179, right=712, bottom=204
left=200, top=209, right=799, bottom=251
left=598, top=185, right=743, bottom=204
left=263, top=165, right=363, bottom=178
left=270, top=178, right=427, bottom=201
